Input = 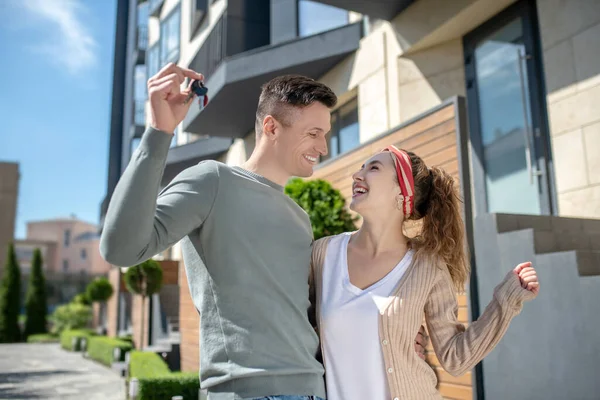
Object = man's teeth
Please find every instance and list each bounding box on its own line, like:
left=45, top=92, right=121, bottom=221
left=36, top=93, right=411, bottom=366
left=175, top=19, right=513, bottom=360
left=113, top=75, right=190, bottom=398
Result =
left=305, top=155, right=317, bottom=163
left=354, top=187, right=367, bottom=194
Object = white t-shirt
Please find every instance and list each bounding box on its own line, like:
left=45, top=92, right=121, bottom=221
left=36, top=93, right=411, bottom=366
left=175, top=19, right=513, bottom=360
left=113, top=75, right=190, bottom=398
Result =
left=321, top=232, right=414, bottom=400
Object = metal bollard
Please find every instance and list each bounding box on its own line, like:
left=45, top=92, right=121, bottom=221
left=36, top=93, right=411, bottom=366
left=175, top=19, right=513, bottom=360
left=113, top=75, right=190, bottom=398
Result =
left=80, top=338, right=87, bottom=352
left=129, top=378, right=139, bottom=399
left=113, top=347, right=121, bottom=362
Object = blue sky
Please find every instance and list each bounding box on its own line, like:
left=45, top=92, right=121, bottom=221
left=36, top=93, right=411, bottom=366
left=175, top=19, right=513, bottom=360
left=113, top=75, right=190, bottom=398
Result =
left=0, top=0, right=116, bottom=238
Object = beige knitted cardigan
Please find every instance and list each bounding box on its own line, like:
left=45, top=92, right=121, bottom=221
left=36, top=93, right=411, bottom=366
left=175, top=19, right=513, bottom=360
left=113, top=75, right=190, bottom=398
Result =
left=309, top=235, right=536, bottom=400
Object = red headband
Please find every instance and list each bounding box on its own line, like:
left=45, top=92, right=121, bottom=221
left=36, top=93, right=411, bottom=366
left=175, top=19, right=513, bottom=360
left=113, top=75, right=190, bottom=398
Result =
left=382, top=145, right=414, bottom=216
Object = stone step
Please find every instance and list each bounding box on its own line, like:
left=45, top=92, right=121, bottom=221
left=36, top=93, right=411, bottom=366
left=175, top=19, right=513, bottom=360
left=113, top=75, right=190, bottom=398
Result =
left=575, top=251, right=600, bottom=277
left=531, top=230, right=600, bottom=254
left=495, top=214, right=600, bottom=235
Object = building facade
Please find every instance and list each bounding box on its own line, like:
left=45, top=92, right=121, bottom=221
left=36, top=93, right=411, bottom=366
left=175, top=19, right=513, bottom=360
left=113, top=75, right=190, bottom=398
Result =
left=24, top=218, right=107, bottom=276
left=101, top=0, right=600, bottom=398
left=0, top=162, right=19, bottom=275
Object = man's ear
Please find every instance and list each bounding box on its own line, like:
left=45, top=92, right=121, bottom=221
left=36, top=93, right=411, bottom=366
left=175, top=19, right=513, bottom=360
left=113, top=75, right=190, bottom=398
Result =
left=262, top=115, right=278, bottom=140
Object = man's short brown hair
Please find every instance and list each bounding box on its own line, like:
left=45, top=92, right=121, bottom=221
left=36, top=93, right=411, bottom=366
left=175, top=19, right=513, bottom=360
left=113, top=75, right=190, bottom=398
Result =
left=255, top=75, right=338, bottom=135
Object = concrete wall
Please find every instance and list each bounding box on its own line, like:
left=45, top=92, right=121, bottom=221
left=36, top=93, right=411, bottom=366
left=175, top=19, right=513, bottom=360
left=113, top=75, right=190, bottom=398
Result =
left=536, top=0, right=600, bottom=218
left=473, top=214, right=600, bottom=400
left=0, top=162, right=19, bottom=275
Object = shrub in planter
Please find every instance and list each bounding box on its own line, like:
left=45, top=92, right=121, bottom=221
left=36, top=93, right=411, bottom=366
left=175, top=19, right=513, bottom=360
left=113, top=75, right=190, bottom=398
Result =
left=87, top=336, right=133, bottom=366
left=27, top=333, right=59, bottom=343
left=60, top=329, right=95, bottom=351
left=137, top=372, right=200, bottom=400
left=129, top=351, right=170, bottom=379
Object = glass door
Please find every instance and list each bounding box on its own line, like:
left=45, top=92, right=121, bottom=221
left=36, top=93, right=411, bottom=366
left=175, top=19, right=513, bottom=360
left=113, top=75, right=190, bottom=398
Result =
left=464, top=0, right=554, bottom=215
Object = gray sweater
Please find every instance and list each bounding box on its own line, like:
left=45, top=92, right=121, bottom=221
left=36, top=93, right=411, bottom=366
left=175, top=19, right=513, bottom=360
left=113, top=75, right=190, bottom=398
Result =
left=100, top=128, right=325, bottom=400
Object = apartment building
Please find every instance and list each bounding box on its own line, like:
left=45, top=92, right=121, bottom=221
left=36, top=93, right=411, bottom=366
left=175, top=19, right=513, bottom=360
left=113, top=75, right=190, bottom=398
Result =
left=22, top=218, right=107, bottom=275
left=101, top=0, right=600, bottom=398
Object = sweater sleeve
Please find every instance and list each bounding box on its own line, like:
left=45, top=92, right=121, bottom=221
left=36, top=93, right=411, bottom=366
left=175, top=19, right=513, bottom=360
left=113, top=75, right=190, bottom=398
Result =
left=100, top=127, right=219, bottom=267
left=424, top=264, right=536, bottom=377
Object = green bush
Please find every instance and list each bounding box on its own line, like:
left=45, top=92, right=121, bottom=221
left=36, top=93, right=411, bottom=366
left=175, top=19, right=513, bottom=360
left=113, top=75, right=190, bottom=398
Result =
left=72, top=293, right=91, bottom=306
left=285, top=178, right=357, bottom=240
left=129, top=351, right=171, bottom=379
left=60, top=329, right=95, bottom=351
left=87, top=336, right=133, bottom=366
left=24, top=249, right=48, bottom=338
left=137, top=372, right=200, bottom=400
left=27, top=333, right=59, bottom=343
left=0, top=243, right=22, bottom=342
left=50, top=302, right=92, bottom=334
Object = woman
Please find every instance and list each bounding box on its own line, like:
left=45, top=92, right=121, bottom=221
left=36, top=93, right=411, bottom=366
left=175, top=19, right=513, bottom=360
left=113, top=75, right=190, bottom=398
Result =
left=310, top=146, right=539, bottom=400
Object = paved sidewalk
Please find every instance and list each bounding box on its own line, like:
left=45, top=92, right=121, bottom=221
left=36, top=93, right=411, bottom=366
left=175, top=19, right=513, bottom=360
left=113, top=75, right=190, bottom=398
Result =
left=0, top=343, right=126, bottom=400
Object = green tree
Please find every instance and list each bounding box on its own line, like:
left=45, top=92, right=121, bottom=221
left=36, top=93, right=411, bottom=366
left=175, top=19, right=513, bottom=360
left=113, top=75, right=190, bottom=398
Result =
left=86, top=277, right=114, bottom=304
left=86, top=276, right=114, bottom=334
left=24, top=249, right=48, bottom=338
left=285, top=178, right=357, bottom=240
left=124, top=260, right=163, bottom=348
left=0, top=243, right=22, bottom=342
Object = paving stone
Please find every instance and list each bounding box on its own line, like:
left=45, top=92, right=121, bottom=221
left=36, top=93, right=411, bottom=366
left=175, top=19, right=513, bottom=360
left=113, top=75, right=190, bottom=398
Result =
left=0, top=343, right=125, bottom=400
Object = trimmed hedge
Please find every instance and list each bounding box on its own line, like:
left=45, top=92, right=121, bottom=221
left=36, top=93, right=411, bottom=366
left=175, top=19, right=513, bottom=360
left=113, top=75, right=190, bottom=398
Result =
left=60, top=329, right=95, bottom=351
left=87, top=336, right=133, bottom=366
left=27, top=333, right=59, bottom=343
left=137, top=372, right=200, bottom=400
left=129, top=351, right=170, bottom=379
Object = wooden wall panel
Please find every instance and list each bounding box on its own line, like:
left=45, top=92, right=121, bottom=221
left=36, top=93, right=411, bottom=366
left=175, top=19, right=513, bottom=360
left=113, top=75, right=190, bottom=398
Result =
left=179, top=262, right=200, bottom=372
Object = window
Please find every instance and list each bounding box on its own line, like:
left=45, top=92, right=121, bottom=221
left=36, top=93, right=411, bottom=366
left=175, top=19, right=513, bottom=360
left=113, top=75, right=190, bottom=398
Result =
left=190, top=0, right=208, bottom=40
left=137, top=2, right=149, bottom=50
left=323, top=98, right=360, bottom=161
left=64, top=229, right=71, bottom=247
left=134, top=65, right=147, bottom=101
left=62, top=259, right=69, bottom=272
left=80, top=249, right=87, bottom=260
left=147, top=44, right=160, bottom=79
left=160, top=5, right=181, bottom=65
left=298, top=0, right=349, bottom=37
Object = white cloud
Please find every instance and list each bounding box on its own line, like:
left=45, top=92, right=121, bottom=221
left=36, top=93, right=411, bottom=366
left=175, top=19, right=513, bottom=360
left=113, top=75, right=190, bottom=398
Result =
left=19, top=0, right=98, bottom=75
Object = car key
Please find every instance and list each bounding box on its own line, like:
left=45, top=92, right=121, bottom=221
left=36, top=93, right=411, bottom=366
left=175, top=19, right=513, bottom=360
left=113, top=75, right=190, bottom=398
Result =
left=184, top=80, right=209, bottom=107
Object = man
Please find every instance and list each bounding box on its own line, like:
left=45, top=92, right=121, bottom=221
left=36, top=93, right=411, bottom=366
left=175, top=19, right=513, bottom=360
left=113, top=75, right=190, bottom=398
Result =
left=101, top=63, right=427, bottom=400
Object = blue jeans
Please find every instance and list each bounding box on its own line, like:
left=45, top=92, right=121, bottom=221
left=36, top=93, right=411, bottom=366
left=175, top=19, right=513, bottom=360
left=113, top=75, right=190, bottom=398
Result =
left=252, top=397, right=324, bottom=400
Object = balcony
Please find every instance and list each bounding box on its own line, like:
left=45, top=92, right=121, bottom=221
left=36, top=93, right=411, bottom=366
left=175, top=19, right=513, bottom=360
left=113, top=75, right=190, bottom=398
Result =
left=135, top=25, right=148, bottom=65
left=182, top=20, right=363, bottom=138
left=307, top=0, right=415, bottom=20
left=162, top=136, right=232, bottom=187
left=130, top=101, right=146, bottom=139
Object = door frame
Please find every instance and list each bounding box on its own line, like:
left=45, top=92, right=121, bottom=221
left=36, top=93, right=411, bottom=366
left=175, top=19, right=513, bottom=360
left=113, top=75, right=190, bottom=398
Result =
left=463, top=0, right=557, bottom=217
